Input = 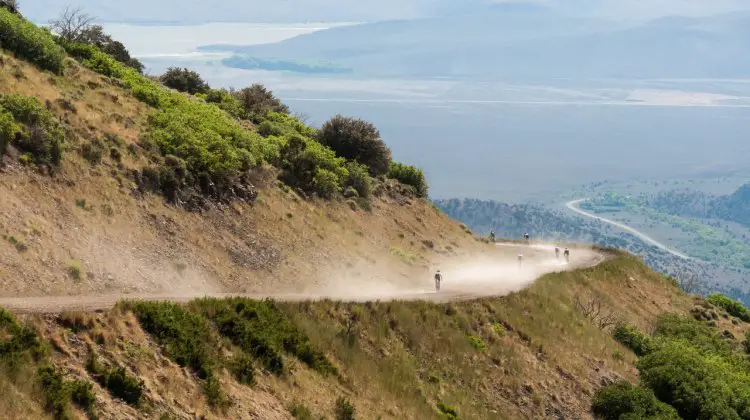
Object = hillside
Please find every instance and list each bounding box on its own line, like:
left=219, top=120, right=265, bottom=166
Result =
left=2, top=7, right=748, bottom=420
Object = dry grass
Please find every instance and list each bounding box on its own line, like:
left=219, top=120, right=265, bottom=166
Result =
left=0, top=254, right=697, bottom=420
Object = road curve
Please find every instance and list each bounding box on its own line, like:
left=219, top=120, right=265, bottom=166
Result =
left=566, top=199, right=690, bottom=260
left=0, top=241, right=606, bottom=314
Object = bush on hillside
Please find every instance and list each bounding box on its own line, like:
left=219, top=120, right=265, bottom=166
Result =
left=637, top=340, right=750, bottom=419
left=312, top=168, right=341, bottom=199
left=65, top=43, right=280, bottom=200
left=234, top=84, right=289, bottom=121
left=334, top=397, right=356, bottom=420
left=653, top=313, right=734, bottom=355
left=0, top=94, right=65, bottom=166
left=204, top=88, right=243, bottom=119
left=86, top=355, right=144, bottom=406
left=125, top=301, right=217, bottom=380
left=0, top=8, right=66, bottom=73
left=592, top=381, right=680, bottom=420
left=317, top=115, right=392, bottom=176
left=160, top=67, right=210, bottom=95
left=279, top=135, right=348, bottom=197
left=707, top=293, right=750, bottom=322
left=345, top=162, right=372, bottom=199
left=388, top=162, right=428, bottom=197
left=0, top=106, right=18, bottom=156
left=191, top=299, right=336, bottom=376
left=78, top=24, right=143, bottom=73
left=612, top=323, right=654, bottom=356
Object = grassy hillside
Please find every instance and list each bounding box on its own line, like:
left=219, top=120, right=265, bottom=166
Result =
left=0, top=7, right=464, bottom=302
left=1, top=7, right=741, bottom=420
left=0, top=254, right=701, bottom=419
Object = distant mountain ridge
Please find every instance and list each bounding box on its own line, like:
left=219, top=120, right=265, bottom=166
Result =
left=202, top=10, right=750, bottom=80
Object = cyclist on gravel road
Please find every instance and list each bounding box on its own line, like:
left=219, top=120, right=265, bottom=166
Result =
left=564, top=248, right=570, bottom=263
left=434, top=270, right=443, bottom=292
left=555, top=247, right=560, bottom=259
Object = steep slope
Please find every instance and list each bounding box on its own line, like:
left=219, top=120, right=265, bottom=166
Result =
left=0, top=9, right=728, bottom=420
left=0, top=253, right=697, bottom=420
left=0, top=24, right=495, bottom=302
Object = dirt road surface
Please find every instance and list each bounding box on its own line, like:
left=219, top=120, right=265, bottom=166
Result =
left=0, top=242, right=606, bottom=313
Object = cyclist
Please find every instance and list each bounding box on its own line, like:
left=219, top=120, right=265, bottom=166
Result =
left=434, top=270, right=443, bottom=292
left=517, top=253, right=524, bottom=268
left=555, top=247, right=560, bottom=259
left=564, top=248, right=570, bottom=263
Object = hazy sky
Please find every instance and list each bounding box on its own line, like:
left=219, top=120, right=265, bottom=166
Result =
left=24, top=0, right=750, bottom=23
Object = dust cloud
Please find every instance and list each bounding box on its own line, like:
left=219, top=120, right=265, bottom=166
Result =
left=311, top=243, right=600, bottom=302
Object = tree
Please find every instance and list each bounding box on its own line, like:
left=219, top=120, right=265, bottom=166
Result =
left=159, top=67, right=210, bottom=95
left=78, top=24, right=144, bottom=73
left=388, top=162, right=428, bottom=197
left=317, top=115, right=392, bottom=176
left=49, top=6, right=95, bottom=44
left=233, top=84, right=288, bottom=121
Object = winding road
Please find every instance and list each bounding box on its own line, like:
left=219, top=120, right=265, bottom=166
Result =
left=566, top=198, right=691, bottom=260
left=0, top=241, right=606, bottom=314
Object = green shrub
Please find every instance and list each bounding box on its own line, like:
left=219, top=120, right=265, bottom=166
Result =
left=78, top=24, right=144, bottom=73
left=202, top=373, right=227, bottom=408
left=0, top=9, right=66, bottom=73
left=38, top=365, right=73, bottom=420
left=67, top=260, right=83, bottom=281
left=80, top=138, right=105, bottom=165
left=437, top=402, right=459, bottom=419
left=65, top=43, right=277, bottom=199
left=345, top=162, right=372, bottom=199
left=0, top=308, right=43, bottom=364
left=334, top=396, right=356, bottom=420
left=0, top=106, right=17, bottom=156
left=191, top=299, right=336, bottom=376
left=125, top=301, right=216, bottom=379
left=0, top=94, right=65, bottom=166
left=707, top=293, right=750, bottom=322
left=204, top=89, right=243, bottom=119
left=637, top=340, right=750, bottom=419
left=70, top=379, right=96, bottom=414
left=653, top=313, right=733, bottom=355
left=469, top=335, right=487, bottom=352
left=86, top=355, right=144, bottom=406
left=257, top=120, right=286, bottom=138
left=312, top=168, right=342, bottom=199
left=228, top=353, right=255, bottom=386
left=317, top=114, right=391, bottom=175
left=388, top=162, right=428, bottom=197
left=160, top=67, right=210, bottom=95
left=613, top=323, right=653, bottom=356
left=592, top=381, right=679, bottom=420
left=279, top=135, right=348, bottom=196
left=264, top=112, right=317, bottom=138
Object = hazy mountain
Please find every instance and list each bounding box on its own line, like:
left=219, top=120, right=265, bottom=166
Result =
left=202, top=10, right=750, bottom=80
